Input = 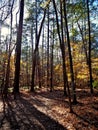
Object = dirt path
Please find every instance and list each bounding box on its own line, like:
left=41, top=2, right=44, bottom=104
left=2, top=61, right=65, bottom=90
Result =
left=0, top=88, right=98, bottom=130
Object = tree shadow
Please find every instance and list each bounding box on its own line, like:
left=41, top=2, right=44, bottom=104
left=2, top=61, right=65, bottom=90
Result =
left=0, top=95, right=67, bottom=130
left=36, top=90, right=69, bottom=102
left=92, top=101, right=98, bottom=111
left=72, top=89, right=98, bottom=129
left=76, top=88, right=98, bottom=100
left=31, top=90, right=70, bottom=109
left=73, top=111, right=98, bottom=129
left=37, top=89, right=64, bottom=99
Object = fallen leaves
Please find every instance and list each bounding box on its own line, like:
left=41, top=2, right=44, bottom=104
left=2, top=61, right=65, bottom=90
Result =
left=0, top=88, right=98, bottom=130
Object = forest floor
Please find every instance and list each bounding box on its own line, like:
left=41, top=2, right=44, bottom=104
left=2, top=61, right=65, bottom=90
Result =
left=0, top=87, right=98, bottom=130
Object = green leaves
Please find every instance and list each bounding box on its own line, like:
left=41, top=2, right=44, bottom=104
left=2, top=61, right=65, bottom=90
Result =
left=71, top=28, right=78, bottom=37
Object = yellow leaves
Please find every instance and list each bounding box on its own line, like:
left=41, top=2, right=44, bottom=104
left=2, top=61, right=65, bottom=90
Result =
left=40, top=0, right=51, bottom=9
left=54, top=64, right=60, bottom=71
left=20, top=60, right=26, bottom=67
left=10, top=56, right=15, bottom=71
left=77, top=73, right=88, bottom=79
left=54, top=64, right=63, bottom=75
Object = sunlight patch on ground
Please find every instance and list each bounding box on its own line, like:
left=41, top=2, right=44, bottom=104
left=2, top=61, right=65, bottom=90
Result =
left=0, top=101, right=3, bottom=112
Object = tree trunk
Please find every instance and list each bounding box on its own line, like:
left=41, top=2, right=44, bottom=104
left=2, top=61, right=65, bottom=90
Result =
left=37, top=51, right=41, bottom=88
left=63, top=0, right=77, bottom=104
left=31, top=8, right=47, bottom=92
left=42, top=26, right=44, bottom=86
left=60, top=0, right=68, bottom=96
left=52, top=0, right=73, bottom=112
left=47, top=6, right=50, bottom=89
left=50, top=19, right=54, bottom=92
left=13, top=0, right=24, bottom=94
left=52, top=0, right=68, bottom=96
left=87, top=0, right=93, bottom=94
left=4, top=0, right=14, bottom=98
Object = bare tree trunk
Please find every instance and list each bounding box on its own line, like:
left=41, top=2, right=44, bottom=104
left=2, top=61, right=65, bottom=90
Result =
left=31, top=8, right=47, bottom=92
left=50, top=19, right=54, bottom=92
left=52, top=0, right=73, bottom=112
left=87, top=0, right=93, bottom=94
left=13, top=0, right=24, bottom=95
left=47, top=6, right=50, bottom=89
left=63, top=0, right=77, bottom=104
left=37, top=51, right=41, bottom=88
left=60, top=0, right=68, bottom=96
left=52, top=0, right=68, bottom=96
left=41, top=26, right=44, bottom=86
left=75, top=16, right=89, bottom=65
left=4, top=0, right=14, bottom=98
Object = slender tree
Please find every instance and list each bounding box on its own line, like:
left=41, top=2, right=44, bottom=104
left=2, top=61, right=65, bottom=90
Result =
left=52, top=0, right=73, bottom=112
left=31, top=2, right=50, bottom=91
left=13, top=0, right=24, bottom=94
left=63, top=0, right=77, bottom=104
left=47, top=6, right=50, bottom=89
left=4, top=0, right=15, bottom=98
left=50, top=17, right=54, bottom=92
left=53, top=1, right=67, bottom=96
left=60, top=0, right=68, bottom=96
left=87, top=0, right=93, bottom=93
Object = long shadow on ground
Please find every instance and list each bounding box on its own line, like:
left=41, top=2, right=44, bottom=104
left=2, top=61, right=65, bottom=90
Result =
left=35, top=89, right=98, bottom=129
left=0, top=95, right=66, bottom=130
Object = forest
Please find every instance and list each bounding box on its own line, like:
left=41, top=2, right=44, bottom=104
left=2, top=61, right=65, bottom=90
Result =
left=0, top=0, right=98, bottom=129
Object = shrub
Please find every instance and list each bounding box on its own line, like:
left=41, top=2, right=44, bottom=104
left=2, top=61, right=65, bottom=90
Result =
left=93, top=80, right=98, bottom=89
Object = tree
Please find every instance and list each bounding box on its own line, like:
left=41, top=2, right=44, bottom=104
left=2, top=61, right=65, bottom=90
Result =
left=47, top=6, right=50, bottom=89
left=31, top=1, right=51, bottom=92
left=52, top=0, right=68, bottom=96
left=4, top=0, right=15, bottom=98
left=13, top=0, right=24, bottom=95
left=87, top=0, right=93, bottom=93
left=52, top=0, right=73, bottom=112
left=60, top=0, right=68, bottom=96
left=63, top=0, right=77, bottom=104
left=50, top=15, right=54, bottom=92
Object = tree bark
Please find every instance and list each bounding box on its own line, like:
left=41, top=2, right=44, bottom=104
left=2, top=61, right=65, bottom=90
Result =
left=4, top=0, right=14, bottom=98
left=60, top=0, right=68, bottom=96
left=13, top=0, right=24, bottom=94
left=52, top=0, right=68, bottom=96
left=52, top=0, right=73, bottom=112
left=31, top=8, right=47, bottom=92
left=50, top=18, right=54, bottom=92
left=63, top=0, right=77, bottom=104
left=87, top=0, right=93, bottom=94
left=47, top=6, right=50, bottom=89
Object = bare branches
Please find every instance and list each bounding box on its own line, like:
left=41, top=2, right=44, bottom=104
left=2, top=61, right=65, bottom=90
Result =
left=0, top=0, right=15, bottom=23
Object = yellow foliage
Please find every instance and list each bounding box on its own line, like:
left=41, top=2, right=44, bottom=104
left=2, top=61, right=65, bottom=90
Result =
left=55, top=64, right=60, bottom=71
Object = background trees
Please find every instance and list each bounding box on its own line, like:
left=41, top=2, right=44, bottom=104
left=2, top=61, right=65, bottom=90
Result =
left=0, top=0, right=98, bottom=106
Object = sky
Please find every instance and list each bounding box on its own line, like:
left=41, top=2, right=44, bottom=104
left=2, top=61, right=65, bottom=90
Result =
left=1, top=0, right=28, bottom=37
